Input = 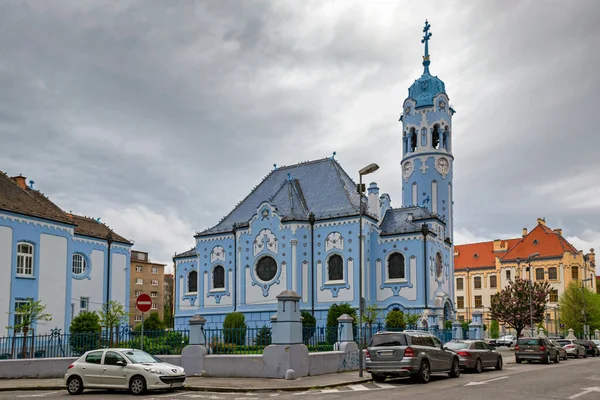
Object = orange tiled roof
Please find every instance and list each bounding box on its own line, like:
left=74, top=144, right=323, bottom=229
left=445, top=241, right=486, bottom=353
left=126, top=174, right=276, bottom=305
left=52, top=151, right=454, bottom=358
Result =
left=454, top=238, right=520, bottom=271
left=501, top=223, right=578, bottom=261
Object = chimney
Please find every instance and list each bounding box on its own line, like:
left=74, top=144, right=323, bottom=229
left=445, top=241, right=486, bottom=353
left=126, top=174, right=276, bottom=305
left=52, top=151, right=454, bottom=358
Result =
left=367, top=182, right=379, bottom=217
left=10, top=175, right=27, bottom=190
left=522, top=228, right=528, bottom=238
left=537, top=217, right=546, bottom=226
left=379, top=193, right=391, bottom=221
left=553, top=228, right=562, bottom=236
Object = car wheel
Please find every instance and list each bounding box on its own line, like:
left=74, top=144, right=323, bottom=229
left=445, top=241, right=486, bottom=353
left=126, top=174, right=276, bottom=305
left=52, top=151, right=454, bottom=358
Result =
left=474, top=358, right=483, bottom=373
left=563, top=354, right=568, bottom=361
left=554, top=353, right=560, bottom=363
left=67, top=376, right=84, bottom=395
left=495, top=356, right=503, bottom=370
left=448, top=358, right=461, bottom=378
left=372, top=373, right=386, bottom=383
left=129, top=375, right=147, bottom=396
left=516, top=358, right=522, bottom=364
left=417, top=360, right=431, bottom=384
left=584, top=353, right=588, bottom=359
left=544, top=354, right=551, bottom=364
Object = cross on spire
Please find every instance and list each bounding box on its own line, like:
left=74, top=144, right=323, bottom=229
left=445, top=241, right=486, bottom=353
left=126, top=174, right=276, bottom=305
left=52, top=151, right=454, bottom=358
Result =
left=421, top=20, right=432, bottom=74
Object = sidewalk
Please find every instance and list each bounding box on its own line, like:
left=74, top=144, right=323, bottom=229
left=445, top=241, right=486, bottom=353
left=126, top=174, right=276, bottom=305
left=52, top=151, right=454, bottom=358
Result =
left=0, top=371, right=372, bottom=393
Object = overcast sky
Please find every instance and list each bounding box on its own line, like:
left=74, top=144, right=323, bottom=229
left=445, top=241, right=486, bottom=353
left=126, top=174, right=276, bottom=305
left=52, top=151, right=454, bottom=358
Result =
left=1, top=0, right=598, bottom=273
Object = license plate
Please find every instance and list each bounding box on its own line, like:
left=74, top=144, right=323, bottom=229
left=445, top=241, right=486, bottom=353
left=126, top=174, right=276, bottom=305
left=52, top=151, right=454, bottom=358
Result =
left=171, top=382, right=183, bottom=388
left=525, top=349, right=535, bottom=351
left=378, top=351, right=394, bottom=357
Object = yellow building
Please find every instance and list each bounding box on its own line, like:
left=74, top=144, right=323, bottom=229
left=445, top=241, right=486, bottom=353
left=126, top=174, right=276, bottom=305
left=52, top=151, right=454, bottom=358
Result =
left=454, top=218, right=596, bottom=336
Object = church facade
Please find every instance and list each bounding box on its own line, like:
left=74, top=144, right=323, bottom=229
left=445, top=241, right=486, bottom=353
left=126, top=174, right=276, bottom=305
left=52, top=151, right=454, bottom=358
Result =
left=174, top=21, right=456, bottom=329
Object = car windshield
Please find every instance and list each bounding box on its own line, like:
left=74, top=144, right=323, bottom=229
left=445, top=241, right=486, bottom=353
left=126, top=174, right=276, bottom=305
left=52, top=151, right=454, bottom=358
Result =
left=444, top=341, right=470, bottom=350
left=369, top=333, right=407, bottom=347
left=556, top=340, right=570, bottom=345
left=121, top=349, right=161, bottom=364
left=518, top=338, right=541, bottom=346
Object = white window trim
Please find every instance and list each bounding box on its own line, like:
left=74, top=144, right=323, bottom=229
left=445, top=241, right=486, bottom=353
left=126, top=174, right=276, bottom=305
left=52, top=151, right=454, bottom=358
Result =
left=16, top=243, right=34, bottom=277
left=151, top=303, right=158, bottom=310
left=151, top=267, right=158, bottom=274
left=151, top=280, right=159, bottom=286
left=150, top=292, right=158, bottom=298
left=136, top=266, right=143, bottom=272
left=79, top=297, right=89, bottom=313
left=135, top=278, right=143, bottom=285
left=72, top=254, right=86, bottom=275
left=134, top=315, right=142, bottom=322
left=13, top=300, right=30, bottom=334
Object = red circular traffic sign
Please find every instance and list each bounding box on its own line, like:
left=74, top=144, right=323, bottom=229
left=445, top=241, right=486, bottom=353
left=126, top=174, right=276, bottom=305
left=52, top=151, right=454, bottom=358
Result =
left=136, top=294, right=152, bottom=313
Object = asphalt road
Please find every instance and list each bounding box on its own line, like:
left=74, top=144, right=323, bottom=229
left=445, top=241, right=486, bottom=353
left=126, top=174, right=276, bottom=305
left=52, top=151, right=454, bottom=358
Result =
left=3, top=357, right=600, bottom=399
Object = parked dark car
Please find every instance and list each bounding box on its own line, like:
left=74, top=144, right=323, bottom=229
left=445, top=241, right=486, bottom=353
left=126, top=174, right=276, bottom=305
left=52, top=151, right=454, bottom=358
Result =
left=515, top=337, right=560, bottom=364
left=445, top=340, right=503, bottom=372
left=365, top=331, right=461, bottom=383
left=549, top=340, right=568, bottom=361
left=576, top=340, right=600, bottom=357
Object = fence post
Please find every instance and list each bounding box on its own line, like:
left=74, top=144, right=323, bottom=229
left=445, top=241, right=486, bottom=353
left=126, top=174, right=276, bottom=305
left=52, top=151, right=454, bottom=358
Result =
left=452, top=321, right=463, bottom=340
left=469, top=310, right=484, bottom=340
left=595, top=329, right=600, bottom=340
left=566, top=328, right=577, bottom=340
left=181, top=314, right=208, bottom=376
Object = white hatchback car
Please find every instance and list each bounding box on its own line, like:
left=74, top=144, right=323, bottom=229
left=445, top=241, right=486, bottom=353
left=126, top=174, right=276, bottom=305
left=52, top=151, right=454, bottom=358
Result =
left=64, top=348, right=186, bottom=395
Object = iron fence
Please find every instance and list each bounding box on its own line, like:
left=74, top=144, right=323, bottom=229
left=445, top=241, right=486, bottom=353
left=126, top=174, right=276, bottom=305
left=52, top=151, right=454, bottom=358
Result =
left=0, top=328, right=189, bottom=360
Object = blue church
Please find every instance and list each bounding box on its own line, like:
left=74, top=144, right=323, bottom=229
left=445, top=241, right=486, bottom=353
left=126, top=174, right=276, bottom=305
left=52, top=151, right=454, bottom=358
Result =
left=174, top=21, right=456, bottom=329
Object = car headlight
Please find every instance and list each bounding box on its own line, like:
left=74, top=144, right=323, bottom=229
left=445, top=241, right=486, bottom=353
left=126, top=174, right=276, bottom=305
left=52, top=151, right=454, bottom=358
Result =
left=144, top=368, right=165, bottom=375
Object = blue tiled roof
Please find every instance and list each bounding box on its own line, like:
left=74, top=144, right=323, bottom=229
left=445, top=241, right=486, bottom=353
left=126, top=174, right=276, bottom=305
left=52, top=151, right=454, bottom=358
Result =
left=380, top=206, right=442, bottom=236
left=197, top=158, right=371, bottom=236
left=173, top=248, right=197, bottom=259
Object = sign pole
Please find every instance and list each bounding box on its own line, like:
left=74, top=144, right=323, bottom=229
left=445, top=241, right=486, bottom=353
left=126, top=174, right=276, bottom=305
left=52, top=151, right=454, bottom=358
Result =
left=141, top=312, right=144, bottom=351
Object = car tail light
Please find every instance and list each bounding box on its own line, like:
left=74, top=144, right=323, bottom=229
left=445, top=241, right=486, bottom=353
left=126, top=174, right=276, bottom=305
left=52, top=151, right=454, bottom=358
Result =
left=68, top=364, right=74, bottom=369
left=456, top=351, right=471, bottom=357
left=565, top=345, right=574, bottom=349
left=515, top=346, right=519, bottom=351
left=404, top=347, right=415, bottom=357
left=539, top=346, right=546, bottom=351
left=366, top=350, right=370, bottom=359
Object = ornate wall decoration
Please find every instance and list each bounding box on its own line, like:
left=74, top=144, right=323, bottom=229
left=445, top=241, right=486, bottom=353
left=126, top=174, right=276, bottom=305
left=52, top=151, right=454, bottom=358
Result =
left=210, top=245, right=225, bottom=263
left=402, top=161, right=414, bottom=182
left=325, top=232, right=344, bottom=252
left=248, top=256, right=283, bottom=297
left=435, top=157, right=450, bottom=179
left=253, top=228, right=278, bottom=256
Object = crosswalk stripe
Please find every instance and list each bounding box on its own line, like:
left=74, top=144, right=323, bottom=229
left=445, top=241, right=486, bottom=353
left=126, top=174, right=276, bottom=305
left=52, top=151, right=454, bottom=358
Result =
left=372, top=382, right=397, bottom=389
left=320, top=389, right=340, bottom=393
left=348, top=384, right=370, bottom=391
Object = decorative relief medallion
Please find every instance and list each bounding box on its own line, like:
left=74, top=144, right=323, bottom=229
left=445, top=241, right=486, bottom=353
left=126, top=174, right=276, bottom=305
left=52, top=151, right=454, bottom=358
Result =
left=210, top=245, right=225, bottom=263
left=253, top=228, right=278, bottom=256
left=325, top=232, right=344, bottom=252
left=402, top=161, right=414, bottom=182
left=435, top=157, right=450, bottom=178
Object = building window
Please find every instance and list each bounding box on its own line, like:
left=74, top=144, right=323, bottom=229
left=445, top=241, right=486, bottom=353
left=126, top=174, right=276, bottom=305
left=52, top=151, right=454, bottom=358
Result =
left=458, top=315, right=465, bottom=322
left=213, top=265, right=225, bottom=289
left=456, top=278, right=463, bottom=290
left=136, top=266, right=143, bottom=272
left=549, top=289, right=558, bottom=302
left=16, top=243, right=34, bottom=276
left=13, top=300, right=30, bottom=334
left=474, top=295, right=483, bottom=308
left=474, top=276, right=482, bottom=289
left=151, top=267, right=158, bottom=274
left=435, top=252, right=443, bottom=277
left=327, top=254, right=344, bottom=281
left=135, top=278, right=143, bottom=285
left=72, top=254, right=86, bottom=275
left=187, top=271, right=197, bottom=293
left=135, top=290, right=142, bottom=296
left=572, top=267, right=579, bottom=280
left=456, top=296, right=464, bottom=309
left=535, top=268, right=545, bottom=281
left=135, top=315, right=142, bottom=322
left=548, top=267, right=558, bottom=280
left=256, top=256, right=278, bottom=282
left=388, top=253, right=405, bottom=280
left=79, top=297, right=89, bottom=313
left=151, top=291, right=157, bottom=298
left=151, top=279, right=158, bottom=286
left=489, top=275, right=497, bottom=289
left=506, top=270, right=511, bottom=281
left=151, top=303, right=158, bottom=310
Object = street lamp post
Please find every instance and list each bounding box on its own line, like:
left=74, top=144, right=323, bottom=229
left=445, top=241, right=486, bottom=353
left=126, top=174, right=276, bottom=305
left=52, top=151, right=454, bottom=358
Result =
left=357, top=163, right=379, bottom=378
left=525, top=252, right=540, bottom=337
left=582, top=271, right=592, bottom=340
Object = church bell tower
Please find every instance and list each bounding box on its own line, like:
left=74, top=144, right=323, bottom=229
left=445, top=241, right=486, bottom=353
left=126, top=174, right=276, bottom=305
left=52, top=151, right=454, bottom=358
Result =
left=400, top=20, right=455, bottom=241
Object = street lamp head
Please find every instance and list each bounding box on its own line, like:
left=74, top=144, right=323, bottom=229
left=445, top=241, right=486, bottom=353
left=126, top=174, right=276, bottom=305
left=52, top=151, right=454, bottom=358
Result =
left=359, top=163, right=379, bottom=176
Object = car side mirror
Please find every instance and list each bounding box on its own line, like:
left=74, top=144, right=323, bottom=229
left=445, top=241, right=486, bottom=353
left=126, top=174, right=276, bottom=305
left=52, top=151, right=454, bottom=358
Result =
left=116, top=360, right=126, bottom=366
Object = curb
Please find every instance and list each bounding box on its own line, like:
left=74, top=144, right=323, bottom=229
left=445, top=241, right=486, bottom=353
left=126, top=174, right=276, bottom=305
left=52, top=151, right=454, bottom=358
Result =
left=0, top=378, right=374, bottom=394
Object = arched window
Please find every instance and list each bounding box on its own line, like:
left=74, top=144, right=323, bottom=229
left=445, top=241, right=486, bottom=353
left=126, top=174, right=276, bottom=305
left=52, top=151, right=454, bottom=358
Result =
left=213, top=265, right=225, bottom=289
left=256, top=256, right=278, bottom=282
left=410, top=128, right=417, bottom=152
left=187, top=270, right=198, bottom=293
left=432, top=125, right=440, bottom=149
left=473, top=276, right=482, bottom=289
left=435, top=252, right=443, bottom=277
left=388, top=253, right=405, bottom=280
left=328, top=254, right=344, bottom=281
left=443, top=126, right=450, bottom=150
left=16, top=242, right=34, bottom=276
left=72, top=254, right=87, bottom=275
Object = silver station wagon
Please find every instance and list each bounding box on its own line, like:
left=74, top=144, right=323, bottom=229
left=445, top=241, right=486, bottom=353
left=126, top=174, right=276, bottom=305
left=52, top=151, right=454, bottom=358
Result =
left=365, top=331, right=461, bottom=383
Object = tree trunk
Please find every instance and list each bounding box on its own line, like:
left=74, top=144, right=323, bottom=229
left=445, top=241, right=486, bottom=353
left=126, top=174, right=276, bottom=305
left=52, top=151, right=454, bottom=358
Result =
left=515, top=328, right=522, bottom=341
left=21, top=326, right=29, bottom=359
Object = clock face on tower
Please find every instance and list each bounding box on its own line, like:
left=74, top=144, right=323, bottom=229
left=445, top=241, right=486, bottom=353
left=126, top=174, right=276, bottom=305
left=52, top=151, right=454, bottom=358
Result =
left=436, top=157, right=449, bottom=176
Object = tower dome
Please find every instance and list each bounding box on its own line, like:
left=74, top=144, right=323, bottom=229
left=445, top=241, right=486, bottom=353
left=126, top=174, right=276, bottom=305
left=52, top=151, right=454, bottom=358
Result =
left=407, top=20, right=446, bottom=108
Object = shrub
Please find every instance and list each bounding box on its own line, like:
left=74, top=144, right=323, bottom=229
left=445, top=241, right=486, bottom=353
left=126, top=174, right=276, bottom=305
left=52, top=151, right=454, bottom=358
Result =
left=254, top=325, right=272, bottom=347
left=134, top=312, right=165, bottom=333
left=490, top=320, right=499, bottom=338
left=209, top=337, right=236, bottom=354
left=69, top=311, right=101, bottom=354
left=301, top=310, right=316, bottom=344
left=444, top=320, right=453, bottom=330
left=385, top=309, right=406, bottom=330
left=326, top=303, right=357, bottom=344
left=223, top=312, right=247, bottom=345
left=461, top=320, right=472, bottom=331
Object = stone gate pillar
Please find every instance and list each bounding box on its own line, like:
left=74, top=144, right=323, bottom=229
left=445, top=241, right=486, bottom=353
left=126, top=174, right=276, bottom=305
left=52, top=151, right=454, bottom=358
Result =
left=469, top=310, right=483, bottom=340
left=181, top=314, right=208, bottom=376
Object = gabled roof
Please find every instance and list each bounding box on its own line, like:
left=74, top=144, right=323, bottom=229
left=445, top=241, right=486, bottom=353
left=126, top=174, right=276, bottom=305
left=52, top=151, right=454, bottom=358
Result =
left=379, top=206, right=442, bottom=236
left=501, top=223, right=579, bottom=261
left=68, top=214, right=131, bottom=244
left=173, top=248, right=197, bottom=259
left=454, top=238, right=520, bottom=271
left=198, top=158, right=371, bottom=236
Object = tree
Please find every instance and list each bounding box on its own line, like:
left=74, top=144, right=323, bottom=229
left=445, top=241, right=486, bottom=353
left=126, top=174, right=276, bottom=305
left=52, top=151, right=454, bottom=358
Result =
left=69, top=311, right=101, bottom=353
left=326, top=303, right=357, bottom=344
left=99, top=301, right=129, bottom=347
left=490, top=277, right=551, bottom=339
left=254, top=325, right=272, bottom=347
left=385, top=309, right=406, bottom=330
left=164, top=274, right=174, bottom=329
left=6, top=298, right=52, bottom=358
left=301, top=310, right=317, bottom=344
left=404, top=312, right=420, bottom=329
left=559, top=281, right=600, bottom=337
left=134, top=311, right=165, bottom=333
left=223, top=312, right=247, bottom=345
left=489, top=319, right=500, bottom=339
